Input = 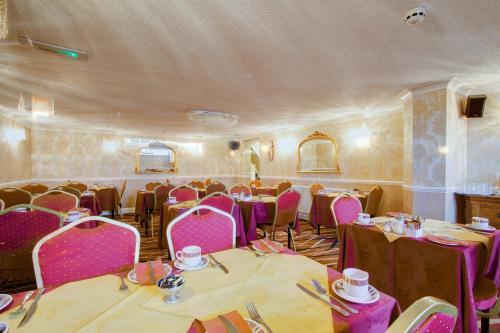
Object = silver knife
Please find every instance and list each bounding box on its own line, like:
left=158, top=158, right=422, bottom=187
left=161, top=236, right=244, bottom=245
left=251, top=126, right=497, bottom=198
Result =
left=218, top=315, right=240, bottom=333
left=208, top=254, right=229, bottom=274
left=18, top=288, right=45, bottom=328
left=296, top=283, right=350, bottom=317
left=311, top=279, right=358, bottom=314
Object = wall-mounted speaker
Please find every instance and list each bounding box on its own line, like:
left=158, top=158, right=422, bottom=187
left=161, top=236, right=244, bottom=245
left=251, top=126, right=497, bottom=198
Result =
left=228, top=141, right=240, bottom=150
left=464, top=95, right=487, bottom=118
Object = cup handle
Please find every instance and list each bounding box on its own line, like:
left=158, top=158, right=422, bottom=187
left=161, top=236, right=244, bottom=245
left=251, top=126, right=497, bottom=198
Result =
left=175, top=251, right=182, bottom=260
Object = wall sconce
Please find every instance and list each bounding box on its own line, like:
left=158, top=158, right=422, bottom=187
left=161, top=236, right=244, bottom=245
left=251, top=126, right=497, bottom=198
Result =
left=348, top=127, right=371, bottom=148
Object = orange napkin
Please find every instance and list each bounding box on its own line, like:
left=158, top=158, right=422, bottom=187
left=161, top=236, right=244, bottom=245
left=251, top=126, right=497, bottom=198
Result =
left=134, top=259, right=167, bottom=285
left=250, top=239, right=286, bottom=253
left=188, top=311, right=253, bottom=333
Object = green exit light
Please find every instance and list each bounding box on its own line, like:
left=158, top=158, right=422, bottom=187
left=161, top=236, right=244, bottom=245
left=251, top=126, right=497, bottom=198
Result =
left=55, top=49, right=79, bottom=59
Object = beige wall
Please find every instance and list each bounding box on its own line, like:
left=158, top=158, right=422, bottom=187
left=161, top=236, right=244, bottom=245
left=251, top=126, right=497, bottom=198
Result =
left=466, top=92, right=500, bottom=186
left=0, top=114, right=32, bottom=184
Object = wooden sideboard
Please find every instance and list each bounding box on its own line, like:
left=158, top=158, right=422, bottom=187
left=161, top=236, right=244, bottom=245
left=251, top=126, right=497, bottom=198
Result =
left=455, top=193, right=500, bottom=228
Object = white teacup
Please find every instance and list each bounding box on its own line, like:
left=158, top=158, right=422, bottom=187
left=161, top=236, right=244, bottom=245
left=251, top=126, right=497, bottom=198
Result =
left=343, top=268, right=369, bottom=298
left=168, top=197, right=177, bottom=204
left=176, top=246, right=202, bottom=267
left=357, top=213, right=371, bottom=224
left=472, top=217, right=489, bottom=229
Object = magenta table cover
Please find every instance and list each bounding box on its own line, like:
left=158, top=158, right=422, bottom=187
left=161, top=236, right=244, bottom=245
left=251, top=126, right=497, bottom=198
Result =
left=338, top=223, right=500, bottom=333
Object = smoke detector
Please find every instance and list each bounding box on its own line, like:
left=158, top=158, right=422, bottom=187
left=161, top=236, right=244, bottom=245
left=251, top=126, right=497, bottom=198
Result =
left=404, top=6, right=427, bottom=25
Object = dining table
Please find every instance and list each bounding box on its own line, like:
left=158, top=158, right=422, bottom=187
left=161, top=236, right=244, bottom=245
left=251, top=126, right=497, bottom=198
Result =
left=0, top=248, right=400, bottom=332
left=89, top=186, right=119, bottom=218
left=251, top=186, right=278, bottom=196
left=237, top=196, right=300, bottom=242
left=337, top=217, right=500, bottom=333
left=79, top=192, right=102, bottom=216
left=310, top=192, right=368, bottom=230
left=157, top=200, right=248, bottom=249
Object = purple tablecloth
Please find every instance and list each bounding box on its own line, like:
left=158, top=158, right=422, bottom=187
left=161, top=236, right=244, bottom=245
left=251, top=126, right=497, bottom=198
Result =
left=79, top=195, right=102, bottom=216
left=338, top=222, right=500, bottom=333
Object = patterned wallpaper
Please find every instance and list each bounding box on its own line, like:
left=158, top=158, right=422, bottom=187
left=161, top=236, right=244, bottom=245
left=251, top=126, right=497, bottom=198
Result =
left=0, top=115, right=32, bottom=183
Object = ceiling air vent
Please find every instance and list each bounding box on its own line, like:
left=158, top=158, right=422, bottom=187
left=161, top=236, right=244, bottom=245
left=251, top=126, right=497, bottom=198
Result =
left=404, top=7, right=427, bottom=25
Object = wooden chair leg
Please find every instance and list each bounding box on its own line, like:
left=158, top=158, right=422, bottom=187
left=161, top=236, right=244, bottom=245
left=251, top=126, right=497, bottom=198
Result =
left=287, top=227, right=291, bottom=249
left=317, top=225, right=321, bottom=235
left=481, top=317, right=490, bottom=333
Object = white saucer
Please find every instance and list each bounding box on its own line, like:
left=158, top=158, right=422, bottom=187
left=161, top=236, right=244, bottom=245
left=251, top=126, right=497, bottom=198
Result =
left=354, top=221, right=374, bottom=227
left=127, top=263, right=173, bottom=284
left=174, top=256, right=209, bottom=271
left=332, top=280, right=380, bottom=304
left=465, top=224, right=496, bottom=232
left=0, top=294, right=13, bottom=312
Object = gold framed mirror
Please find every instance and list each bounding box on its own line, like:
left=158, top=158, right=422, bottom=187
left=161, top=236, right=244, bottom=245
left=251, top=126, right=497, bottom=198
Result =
left=135, top=142, right=178, bottom=174
left=297, top=131, right=341, bottom=173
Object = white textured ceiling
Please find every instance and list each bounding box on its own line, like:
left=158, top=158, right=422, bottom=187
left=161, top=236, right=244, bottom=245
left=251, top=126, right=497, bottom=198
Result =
left=1, top=0, right=500, bottom=138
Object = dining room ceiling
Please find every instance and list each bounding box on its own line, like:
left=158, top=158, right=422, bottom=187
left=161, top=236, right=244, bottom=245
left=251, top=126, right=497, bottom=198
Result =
left=0, top=0, right=499, bottom=139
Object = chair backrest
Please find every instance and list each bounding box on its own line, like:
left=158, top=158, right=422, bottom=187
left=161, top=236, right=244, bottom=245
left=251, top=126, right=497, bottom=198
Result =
left=277, top=180, right=292, bottom=195
left=364, top=185, right=384, bottom=217
left=330, top=193, right=363, bottom=227
left=386, top=296, right=457, bottom=333
left=204, top=178, right=212, bottom=186
left=199, top=192, right=234, bottom=215
left=189, top=180, right=205, bottom=189
left=0, top=187, right=32, bottom=209
left=153, top=184, right=176, bottom=211
left=33, top=216, right=140, bottom=288
left=31, top=190, right=79, bottom=212
left=0, top=199, right=4, bottom=211
left=53, top=185, right=82, bottom=199
left=249, top=179, right=262, bottom=188
left=309, top=182, right=325, bottom=199
left=273, top=189, right=301, bottom=228
left=166, top=205, right=236, bottom=259
left=20, top=183, right=49, bottom=195
left=145, top=181, right=162, bottom=191
left=119, top=179, right=128, bottom=199
left=206, top=182, right=226, bottom=195
left=169, top=185, right=198, bottom=202
left=65, top=181, right=88, bottom=193
left=229, top=183, right=251, bottom=196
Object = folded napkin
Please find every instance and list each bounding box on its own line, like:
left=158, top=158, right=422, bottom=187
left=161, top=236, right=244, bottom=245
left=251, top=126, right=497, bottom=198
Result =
left=251, top=239, right=286, bottom=253
left=188, top=311, right=253, bottom=333
left=134, top=259, right=167, bottom=285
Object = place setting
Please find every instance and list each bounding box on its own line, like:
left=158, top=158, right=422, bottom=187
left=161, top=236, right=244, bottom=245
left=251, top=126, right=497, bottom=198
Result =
left=174, top=246, right=210, bottom=272
left=465, top=216, right=497, bottom=234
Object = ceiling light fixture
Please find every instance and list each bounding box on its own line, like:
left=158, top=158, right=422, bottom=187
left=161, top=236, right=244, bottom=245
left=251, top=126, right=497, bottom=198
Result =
left=18, top=35, right=87, bottom=60
left=187, top=110, right=239, bottom=128
left=404, top=6, right=427, bottom=25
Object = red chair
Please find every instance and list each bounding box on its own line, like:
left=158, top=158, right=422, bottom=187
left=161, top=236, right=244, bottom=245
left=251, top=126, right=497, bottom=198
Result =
left=189, top=180, right=205, bottom=190
left=330, top=193, right=362, bottom=247
left=33, top=216, right=140, bottom=288
left=229, top=183, right=251, bottom=196
left=166, top=205, right=235, bottom=259
left=0, top=187, right=32, bottom=209
left=149, top=184, right=175, bottom=237
left=206, top=182, right=226, bottom=195
left=145, top=181, right=162, bottom=191
left=31, top=190, right=78, bottom=212
left=386, top=296, right=457, bottom=333
left=169, top=185, right=198, bottom=202
left=258, top=189, right=301, bottom=249
left=199, top=192, right=234, bottom=215
left=474, top=277, right=499, bottom=333
left=20, top=183, right=49, bottom=195
left=276, top=180, right=292, bottom=195
left=65, top=181, right=88, bottom=193
left=0, top=205, right=63, bottom=284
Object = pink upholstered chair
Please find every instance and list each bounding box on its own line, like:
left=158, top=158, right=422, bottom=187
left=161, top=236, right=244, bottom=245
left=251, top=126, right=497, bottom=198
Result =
left=31, top=190, right=79, bottom=212
left=166, top=205, right=236, bottom=259
left=145, top=181, right=162, bottom=191
left=276, top=180, right=292, bottom=195
left=149, top=184, right=176, bottom=237
left=53, top=185, right=82, bottom=199
left=229, top=183, right=251, bottom=196
left=386, top=296, right=457, bottom=333
left=206, top=182, right=226, bottom=195
left=33, top=216, right=140, bottom=288
left=0, top=205, right=63, bottom=283
left=65, top=181, right=88, bottom=193
left=169, top=185, right=198, bottom=202
left=20, top=183, right=49, bottom=195
left=259, top=189, right=301, bottom=250
left=474, top=278, right=500, bottom=333
left=0, top=187, right=32, bottom=209
left=199, top=192, right=234, bottom=215
left=189, top=180, right=205, bottom=190
left=330, top=193, right=362, bottom=247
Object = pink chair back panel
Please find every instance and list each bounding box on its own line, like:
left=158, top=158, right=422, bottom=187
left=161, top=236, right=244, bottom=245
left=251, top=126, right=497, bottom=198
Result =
left=206, top=182, right=226, bottom=195
left=171, top=187, right=198, bottom=202
left=0, top=189, right=32, bottom=209
left=332, top=196, right=362, bottom=225
left=199, top=195, right=234, bottom=215
left=37, top=223, right=137, bottom=287
left=32, top=192, right=77, bottom=212
left=230, top=185, right=251, bottom=195
left=169, top=211, right=234, bottom=255
left=412, top=313, right=455, bottom=333
left=274, top=190, right=301, bottom=227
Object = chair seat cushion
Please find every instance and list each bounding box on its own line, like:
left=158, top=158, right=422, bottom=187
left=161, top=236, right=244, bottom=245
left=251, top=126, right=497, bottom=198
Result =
left=474, top=277, right=498, bottom=311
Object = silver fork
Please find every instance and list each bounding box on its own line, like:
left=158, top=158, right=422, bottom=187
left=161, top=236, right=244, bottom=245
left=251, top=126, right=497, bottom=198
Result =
left=311, top=279, right=358, bottom=314
left=246, top=302, right=274, bottom=333
left=119, top=276, right=129, bottom=291
left=12, top=290, right=35, bottom=314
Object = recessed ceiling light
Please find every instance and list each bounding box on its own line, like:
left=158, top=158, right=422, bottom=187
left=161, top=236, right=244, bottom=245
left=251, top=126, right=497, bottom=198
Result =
left=187, top=110, right=239, bottom=128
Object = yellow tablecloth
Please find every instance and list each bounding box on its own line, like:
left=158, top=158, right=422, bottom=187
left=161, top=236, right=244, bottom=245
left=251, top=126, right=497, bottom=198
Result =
left=1, top=249, right=333, bottom=333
